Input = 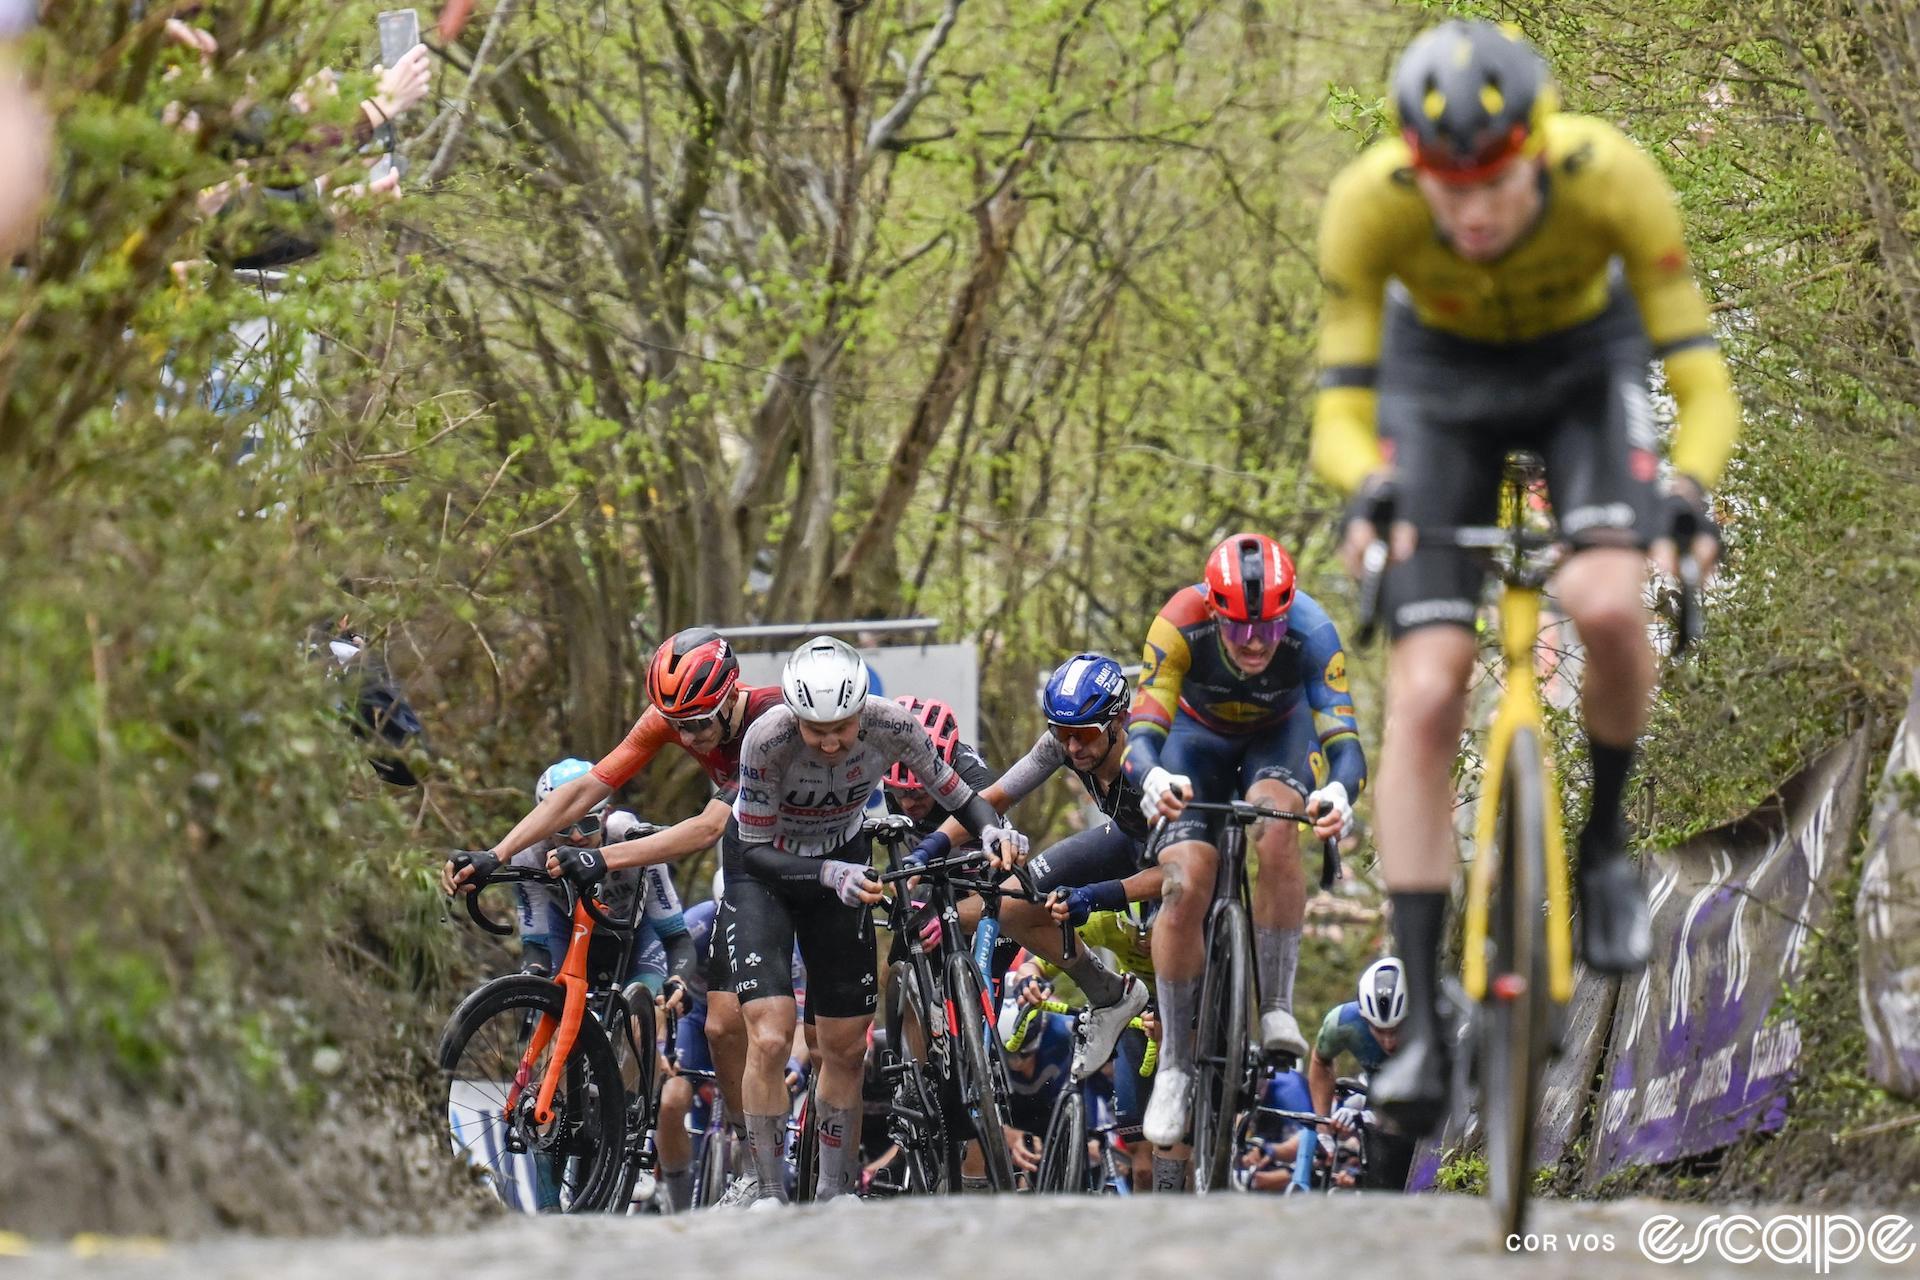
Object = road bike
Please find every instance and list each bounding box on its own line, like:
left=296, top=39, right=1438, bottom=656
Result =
left=1355, top=499, right=1701, bottom=1239
left=1023, top=998, right=1156, bottom=1194
left=436, top=833, right=670, bottom=1213
left=1149, top=800, right=1339, bottom=1192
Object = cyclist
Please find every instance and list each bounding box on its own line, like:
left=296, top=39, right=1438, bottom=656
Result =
left=1309, top=957, right=1415, bottom=1190
left=1235, top=1068, right=1316, bottom=1193
left=996, top=997, right=1076, bottom=1183
left=911, top=653, right=1157, bottom=1080
left=1311, top=19, right=1738, bottom=1136
left=725, top=636, right=1026, bottom=1205
left=1126, top=533, right=1366, bottom=1150
left=883, top=696, right=996, bottom=834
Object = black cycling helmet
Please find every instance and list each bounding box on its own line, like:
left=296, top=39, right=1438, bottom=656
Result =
left=1391, top=20, right=1556, bottom=183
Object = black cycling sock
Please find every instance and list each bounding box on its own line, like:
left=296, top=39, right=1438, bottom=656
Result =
left=1580, top=736, right=1636, bottom=864
left=744, top=1112, right=789, bottom=1203
left=1389, top=891, right=1448, bottom=1042
left=814, top=1100, right=859, bottom=1202
left=1061, top=947, right=1124, bottom=1006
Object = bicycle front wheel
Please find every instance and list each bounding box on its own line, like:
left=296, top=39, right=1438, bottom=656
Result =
left=793, top=1074, right=820, bottom=1204
left=1191, top=900, right=1251, bottom=1192
left=949, top=951, right=1016, bottom=1192
left=1036, top=1085, right=1090, bottom=1194
left=1482, top=727, right=1552, bottom=1241
left=438, top=975, right=627, bottom=1213
left=695, top=1090, right=731, bottom=1208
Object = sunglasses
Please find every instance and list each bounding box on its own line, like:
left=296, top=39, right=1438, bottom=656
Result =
left=561, top=814, right=603, bottom=840
left=665, top=712, right=721, bottom=735
left=1047, top=721, right=1110, bottom=747
left=1220, top=616, right=1287, bottom=649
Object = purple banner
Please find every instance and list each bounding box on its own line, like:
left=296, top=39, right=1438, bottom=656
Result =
left=1586, top=731, right=1869, bottom=1180
left=1859, top=671, right=1920, bottom=1098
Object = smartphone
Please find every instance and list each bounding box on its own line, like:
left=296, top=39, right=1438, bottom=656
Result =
left=377, top=8, right=422, bottom=72
left=371, top=9, right=421, bottom=181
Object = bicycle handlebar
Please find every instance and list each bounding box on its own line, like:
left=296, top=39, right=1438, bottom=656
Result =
left=1148, top=800, right=1342, bottom=890
left=450, top=843, right=662, bottom=937
left=876, top=848, right=1077, bottom=960
left=1354, top=519, right=1703, bottom=659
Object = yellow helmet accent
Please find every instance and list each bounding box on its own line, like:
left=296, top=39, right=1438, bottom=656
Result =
left=1424, top=88, right=1446, bottom=120
left=1480, top=83, right=1505, bottom=115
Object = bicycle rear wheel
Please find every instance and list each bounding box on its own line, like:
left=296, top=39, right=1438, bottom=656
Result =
left=1191, top=900, right=1251, bottom=1192
left=949, top=951, right=1016, bottom=1191
left=695, top=1090, right=731, bottom=1208
left=1482, top=728, right=1551, bottom=1241
left=603, top=984, right=659, bottom=1212
left=884, top=960, right=950, bottom=1196
left=1037, top=1085, right=1090, bottom=1194
left=438, top=975, right=626, bottom=1213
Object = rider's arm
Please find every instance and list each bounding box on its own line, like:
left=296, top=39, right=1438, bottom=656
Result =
left=1606, top=124, right=1740, bottom=489
left=486, top=772, right=614, bottom=862
left=601, top=795, right=730, bottom=871
left=924, top=778, right=1015, bottom=850
left=1123, top=602, right=1193, bottom=780
left=1296, top=597, right=1367, bottom=798
left=1308, top=1048, right=1339, bottom=1119
left=1308, top=154, right=1396, bottom=495
left=1119, top=864, right=1165, bottom=902
left=1309, top=1005, right=1346, bottom=1116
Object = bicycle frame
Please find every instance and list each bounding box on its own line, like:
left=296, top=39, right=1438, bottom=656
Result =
left=1460, top=579, right=1575, bottom=1008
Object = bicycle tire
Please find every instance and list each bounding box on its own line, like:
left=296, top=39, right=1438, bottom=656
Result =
left=1191, top=899, right=1251, bottom=1193
left=884, top=960, right=950, bottom=1196
left=794, top=1074, right=820, bottom=1203
left=437, top=975, right=626, bottom=1214
left=948, top=950, right=1016, bottom=1192
left=695, top=1092, right=731, bottom=1208
left=1482, top=727, right=1551, bottom=1241
left=1037, top=1085, right=1090, bottom=1194
left=603, top=984, right=659, bottom=1212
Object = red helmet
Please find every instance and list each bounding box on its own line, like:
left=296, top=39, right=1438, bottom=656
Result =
left=886, top=696, right=961, bottom=792
left=1204, top=533, right=1296, bottom=624
left=646, top=628, right=740, bottom=720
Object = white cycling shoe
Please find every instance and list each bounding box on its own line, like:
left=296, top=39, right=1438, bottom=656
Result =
left=1142, top=1066, right=1193, bottom=1148
left=1260, top=1007, right=1310, bottom=1059
left=715, top=1172, right=761, bottom=1210
left=1071, top=975, right=1150, bottom=1081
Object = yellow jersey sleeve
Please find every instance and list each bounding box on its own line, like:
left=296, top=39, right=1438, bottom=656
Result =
left=1310, top=146, right=1406, bottom=494
left=1128, top=611, right=1191, bottom=741
left=1603, top=126, right=1741, bottom=487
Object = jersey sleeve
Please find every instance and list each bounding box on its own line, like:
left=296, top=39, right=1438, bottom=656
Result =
left=1310, top=153, right=1397, bottom=494
left=1605, top=127, right=1741, bottom=487
left=1124, top=597, right=1194, bottom=778
left=591, top=710, right=673, bottom=789
left=641, top=865, right=688, bottom=938
left=1297, top=598, right=1367, bottom=797
left=954, top=741, right=997, bottom=793
left=1314, top=1005, right=1347, bottom=1062
left=730, top=716, right=788, bottom=843
left=994, top=733, right=1065, bottom=809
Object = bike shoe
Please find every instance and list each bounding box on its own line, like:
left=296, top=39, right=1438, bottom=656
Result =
left=1072, top=976, right=1150, bottom=1081
left=1142, top=1065, right=1193, bottom=1148
left=715, top=1172, right=761, bottom=1210
left=1576, top=855, right=1652, bottom=975
left=1369, top=1028, right=1453, bottom=1140
left=1259, top=1007, right=1310, bottom=1061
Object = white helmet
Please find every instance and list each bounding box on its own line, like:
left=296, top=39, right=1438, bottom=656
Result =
left=1358, top=957, right=1407, bottom=1030
left=781, top=636, right=870, bottom=723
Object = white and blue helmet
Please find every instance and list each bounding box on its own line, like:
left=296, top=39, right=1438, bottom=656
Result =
left=1040, top=652, right=1129, bottom=727
left=535, top=758, right=607, bottom=812
left=1358, top=957, right=1408, bottom=1030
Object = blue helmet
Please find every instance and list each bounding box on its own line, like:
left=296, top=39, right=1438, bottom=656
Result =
left=1040, top=653, right=1129, bottom=727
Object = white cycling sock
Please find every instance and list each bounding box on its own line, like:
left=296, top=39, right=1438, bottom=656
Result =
left=813, top=1100, right=859, bottom=1202
left=1154, top=975, right=1200, bottom=1070
left=1255, top=925, right=1301, bottom=1014
left=1062, top=947, right=1124, bottom=1006
left=744, top=1112, right=790, bottom=1203
left=661, top=1166, right=693, bottom=1213
left=1151, top=1153, right=1188, bottom=1193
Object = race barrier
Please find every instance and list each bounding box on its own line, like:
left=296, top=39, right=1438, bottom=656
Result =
left=1859, top=673, right=1920, bottom=1099
left=1584, top=730, right=1870, bottom=1179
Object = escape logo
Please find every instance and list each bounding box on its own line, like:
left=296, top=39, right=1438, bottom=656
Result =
left=1637, top=1212, right=1915, bottom=1273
